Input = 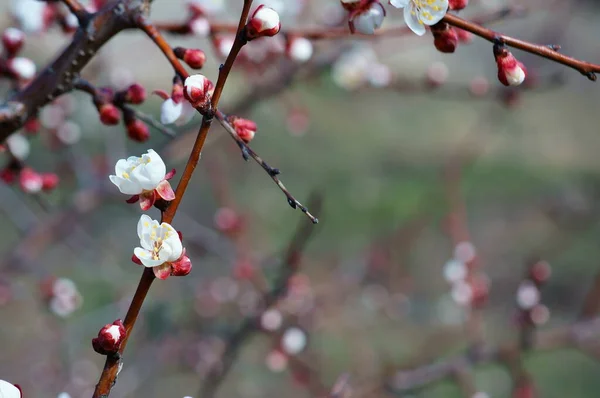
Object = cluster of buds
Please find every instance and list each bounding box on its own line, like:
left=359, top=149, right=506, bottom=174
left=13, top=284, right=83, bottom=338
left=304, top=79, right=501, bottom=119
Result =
left=40, top=277, right=83, bottom=318
left=340, top=0, right=386, bottom=35
left=0, top=27, right=36, bottom=85
left=515, top=260, right=551, bottom=327
left=0, top=158, right=59, bottom=194
left=494, top=44, right=527, bottom=87
left=89, top=83, right=150, bottom=141
left=443, top=241, right=490, bottom=308
left=92, top=319, right=126, bottom=356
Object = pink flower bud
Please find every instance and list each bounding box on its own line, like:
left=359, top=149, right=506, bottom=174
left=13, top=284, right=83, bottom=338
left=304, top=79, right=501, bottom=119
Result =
left=183, top=74, right=214, bottom=107
left=230, top=117, right=257, bottom=143
left=529, top=261, right=551, bottom=285
left=431, top=23, right=458, bottom=53
left=455, top=28, right=473, bottom=44
left=98, top=103, right=121, bottom=125
left=495, top=46, right=527, bottom=86
left=92, top=319, right=126, bottom=355
left=124, top=83, right=146, bottom=104
left=19, top=168, right=43, bottom=193
left=171, top=254, right=192, bottom=276
left=247, top=5, right=281, bottom=39
left=126, top=119, right=150, bottom=142
left=2, top=28, right=25, bottom=56
left=175, top=47, right=206, bottom=69
left=449, top=0, right=468, bottom=10
left=41, top=173, right=59, bottom=191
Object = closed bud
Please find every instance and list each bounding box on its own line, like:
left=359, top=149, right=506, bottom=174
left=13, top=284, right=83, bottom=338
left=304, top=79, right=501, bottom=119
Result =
left=247, top=5, right=281, bottom=39
left=183, top=74, right=214, bottom=107
left=124, top=83, right=146, bottom=104
left=494, top=45, right=527, bottom=86
left=7, top=57, right=36, bottom=80
left=349, top=2, right=385, bottom=35
left=175, top=47, right=206, bottom=69
left=41, top=173, right=59, bottom=191
left=92, top=319, right=126, bottom=355
left=171, top=254, right=192, bottom=276
left=19, top=168, right=43, bottom=193
left=456, top=28, right=472, bottom=44
left=449, top=0, right=468, bottom=10
left=230, top=116, right=257, bottom=143
left=98, top=103, right=121, bottom=125
left=2, top=28, right=25, bottom=56
left=431, top=22, right=458, bottom=53
left=126, top=119, right=150, bottom=142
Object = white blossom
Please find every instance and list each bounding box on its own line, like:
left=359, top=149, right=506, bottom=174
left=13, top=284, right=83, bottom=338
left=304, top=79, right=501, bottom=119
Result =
left=134, top=215, right=183, bottom=267
left=288, top=37, right=313, bottom=63
left=389, top=0, right=449, bottom=36
left=6, top=133, right=30, bottom=161
left=11, top=0, right=46, bottom=33
left=109, top=149, right=167, bottom=195
left=516, top=280, right=540, bottom=310
left=0, top=380, right=21, bottom=398
left=281, top=327, right=307, bottom=355
left=8, top=57, right=36, bottom=80
left=160, top=98, right=196, bottom=126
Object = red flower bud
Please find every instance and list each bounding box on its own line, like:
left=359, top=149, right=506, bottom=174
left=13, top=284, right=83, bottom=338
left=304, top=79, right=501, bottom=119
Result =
left=2, top=27, right=25, bottom=57
left=529, top=260, right=551, bottom=285
left=494, top=45, right=527, bottom=86
left=431, top=23, right=458, bottom=54
left=449, top=0, right=469, bottom=11
left=124, top=83, right=146, bottom=104
left=183, top=74, right=214, bottom=107
left=126, top=119, right=150, bottom=142
left=455, top=28, right=472, bottom=44
left=92, top=319, right=126, bottom=355
left=98, top=103, right=121, bottom=125
left=174, top=47, right=206, bottom=70
left=41, top=173, right=59, bottom=191
left=171, top=255, right=192, bottom=277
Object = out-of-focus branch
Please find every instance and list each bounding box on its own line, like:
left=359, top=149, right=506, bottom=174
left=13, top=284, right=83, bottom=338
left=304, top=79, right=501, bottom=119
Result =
left=387, top=316, right=600, bottom=393
left=199, top=195, right=322, bottom=398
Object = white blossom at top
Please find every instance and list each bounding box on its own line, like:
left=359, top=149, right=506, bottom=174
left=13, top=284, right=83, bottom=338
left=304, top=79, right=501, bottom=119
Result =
left=281, top=327, right=307, bottom=355
left=389, top=0, right=449, bottom=36
left=109, top=149, right=167, bottom=195
left=11, top=0, right=46, bottom=32
left=0, top=380, right=21, bottom=398
left=134, top=214, right=183, bottom=267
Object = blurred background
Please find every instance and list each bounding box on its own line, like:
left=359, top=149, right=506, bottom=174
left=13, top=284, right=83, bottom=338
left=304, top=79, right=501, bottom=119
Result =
left=1, top=0, right=600, bottom=397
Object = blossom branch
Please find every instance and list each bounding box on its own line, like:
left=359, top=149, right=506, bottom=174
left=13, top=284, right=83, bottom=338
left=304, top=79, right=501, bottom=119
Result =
left=215, top=110, right=318, bottom=224
left=60, top=0, right=90, bottom=25
left=442, top=13, right=600, bottom=81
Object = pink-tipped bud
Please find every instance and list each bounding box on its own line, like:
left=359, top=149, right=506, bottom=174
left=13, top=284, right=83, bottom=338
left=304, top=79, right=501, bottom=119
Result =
left=230, top=117, right=257, bottom=143
left=98, top=103, right=121, bottom=125
left=247, top=5, right=281, bottom=39
left=174, top=47, right=206, bottom=69
left=183, top=74, right=214, bottom=107
left=92, top=319, right=126, bottom=355
left=124, top=83, right=146, bottom=104
left=2, top=27, right=25, bottom=56
left=494, top=45, right=527, bottom=87
left=449, top=0, right=469, bottom=10
left=431, top=23, right=458, bottom=54
left=126, top=119, right=150, bottom=142
left=455, top=28, right=473, bottom=44
left=7, top=57, right=36, bottom=80
left=41, top=173, right=59, bottom=191
left=19, top=168, right=43, bottom=194
left=529, top=260, right=551, bottom=285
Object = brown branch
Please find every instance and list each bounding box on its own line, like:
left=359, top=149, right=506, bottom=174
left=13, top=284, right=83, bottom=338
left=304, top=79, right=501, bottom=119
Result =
left=199, top=194, right=322, bottom=398
left=442, top=13, right=600, bottom=81
left=0, top=0, right=147, bottom=140
left=61, top=0, right=90, bottom=24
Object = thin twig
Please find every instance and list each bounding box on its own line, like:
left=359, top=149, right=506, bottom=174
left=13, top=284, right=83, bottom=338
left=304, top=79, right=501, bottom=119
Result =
left=215, top=110, right=319, bottom=224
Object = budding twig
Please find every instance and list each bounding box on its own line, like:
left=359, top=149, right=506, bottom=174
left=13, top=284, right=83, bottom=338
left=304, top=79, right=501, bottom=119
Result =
left=215, top=110, right=319, bottom=224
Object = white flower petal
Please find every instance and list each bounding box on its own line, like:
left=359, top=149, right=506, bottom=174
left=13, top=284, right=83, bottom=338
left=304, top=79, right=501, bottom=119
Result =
left=389, top=0, right=410, bottom=7
left=109, top=175, right=142, bottom=195
left=0, top=380, right=21, bottom=398
left=160, top=99, right=183, bottom=125
left=404, top=5, right=426, bottom=36
left=134, top=247, right=164, bottom=267
left=175, top=101, right=196, bottom=126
